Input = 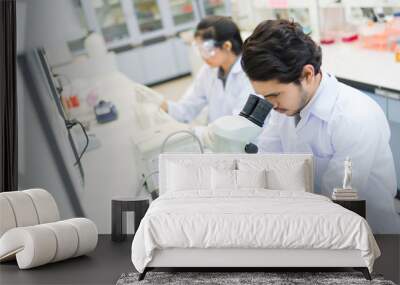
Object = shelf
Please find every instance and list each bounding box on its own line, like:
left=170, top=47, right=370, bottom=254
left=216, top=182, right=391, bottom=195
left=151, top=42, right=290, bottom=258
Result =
left=96, top=2, right=122, bottom=9
left=133, top=0, right=159, bottom=4
left=137, top=16, right=162, bottom=25
left=173, top=14, right=195, bottom=25
left=106, top=37, right=134, bottom=50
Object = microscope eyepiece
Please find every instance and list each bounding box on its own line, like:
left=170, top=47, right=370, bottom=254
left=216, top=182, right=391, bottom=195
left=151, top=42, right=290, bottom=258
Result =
left=239, top=94, right=259, bottom=118
left=240, top=94, right=273, bottom=127
left=249, top=98, right=273, bottom=127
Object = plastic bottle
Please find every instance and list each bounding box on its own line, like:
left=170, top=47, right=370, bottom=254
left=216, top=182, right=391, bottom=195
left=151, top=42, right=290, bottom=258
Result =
left=84, top=33, right=107, bottom=58
left=395, top=39, right=400, bottom=62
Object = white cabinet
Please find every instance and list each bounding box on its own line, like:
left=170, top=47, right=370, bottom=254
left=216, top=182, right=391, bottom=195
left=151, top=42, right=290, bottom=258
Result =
left=364, top=91, right=388, bottom=115
left=361, top=89, right=400, bottom=192
left=171, top=37, right=191, bottom=75
left=372, top=89, right=400, bottom=124
left=388, top=98, right=400, bottom=191
left=388, top=118, right=400, bottom=191
left=81, top=0, right=227, bottom=49
left=141, top=40, right=178, bottom=84
left=388, top=97, right=400, bottom=124
left=79, top=0, right=233, bottom=84
left=115, top=47, right=146, bottom=84
left=115, top=37, right=191, bottom=85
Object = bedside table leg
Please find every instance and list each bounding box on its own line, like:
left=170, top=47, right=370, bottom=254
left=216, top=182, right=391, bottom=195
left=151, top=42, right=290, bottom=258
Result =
left=112, top=201, right=126, bottom=242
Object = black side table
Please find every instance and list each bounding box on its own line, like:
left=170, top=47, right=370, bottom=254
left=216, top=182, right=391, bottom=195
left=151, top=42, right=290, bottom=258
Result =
left=111, top=197, right=149, bottom=242
left=332, top=199, right=366, bottom=218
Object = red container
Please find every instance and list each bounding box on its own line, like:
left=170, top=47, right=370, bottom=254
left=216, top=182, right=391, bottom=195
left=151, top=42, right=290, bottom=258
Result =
left=320, top=38, right=335, bottom=45
left=70, top=95, right=80, bottom=108
left=342, top=34, right=359, bottom=43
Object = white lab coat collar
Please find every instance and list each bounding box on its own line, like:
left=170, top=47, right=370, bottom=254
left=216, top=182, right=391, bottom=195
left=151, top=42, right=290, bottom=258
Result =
left=230, top=55, right=243, bottom=75
left=214, top=55, right=243, bottom=83
left=299, top=72, right=338, bottom=123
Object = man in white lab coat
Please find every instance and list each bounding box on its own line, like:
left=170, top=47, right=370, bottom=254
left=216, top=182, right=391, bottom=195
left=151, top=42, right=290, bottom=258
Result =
left=160, top=16, right=253, bottom=124
left=241, top=19, right=400, bottom=234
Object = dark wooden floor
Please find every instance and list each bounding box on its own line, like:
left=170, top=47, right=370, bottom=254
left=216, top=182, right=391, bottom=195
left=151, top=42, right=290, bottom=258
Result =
left=0, top=235, right=399, bottom=285
left=0, top=235, right=134, bottom=285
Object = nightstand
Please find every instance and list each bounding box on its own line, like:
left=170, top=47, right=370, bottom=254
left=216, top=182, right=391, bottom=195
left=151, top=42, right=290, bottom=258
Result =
left=111, top=197, right=150, bottom=242
left=332, top=199, right=366, bottom=218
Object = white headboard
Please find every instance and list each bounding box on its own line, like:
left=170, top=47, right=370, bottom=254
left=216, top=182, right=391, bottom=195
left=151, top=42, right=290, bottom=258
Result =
left=159, top=153, right=314, bottom=194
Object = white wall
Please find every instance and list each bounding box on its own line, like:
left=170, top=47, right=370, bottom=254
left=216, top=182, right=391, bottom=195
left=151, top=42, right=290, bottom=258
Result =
left=16, top=0, right=84, bottom=219
left=23, top=0, right=86, bottom=65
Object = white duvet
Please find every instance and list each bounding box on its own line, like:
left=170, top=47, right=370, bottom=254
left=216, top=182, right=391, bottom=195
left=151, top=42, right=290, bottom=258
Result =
left=131, top=190, right=380, bottom=273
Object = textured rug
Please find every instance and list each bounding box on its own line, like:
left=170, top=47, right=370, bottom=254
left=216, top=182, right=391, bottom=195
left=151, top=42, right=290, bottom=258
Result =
left=116, top=271, right=396, bottom=285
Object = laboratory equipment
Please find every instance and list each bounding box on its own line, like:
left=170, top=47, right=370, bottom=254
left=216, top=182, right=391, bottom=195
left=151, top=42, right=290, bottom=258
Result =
left=84, top=32, right=108, bottom=58
left=95, top=100, right=118, bottom=123
left=90, top=0, right=130, bottom=45
left=396, top=39, right=400, bottom=62
left=193, top=39, right=218, bottom=59
left=319, top=3, right=358, bottom=45
left=356, top=9, right=400, bottom=51
left=202, top=94, right=273, bottom=153
left=239, top=0, right=319, bottom=42
left=129, top=81, right=205, bottom=197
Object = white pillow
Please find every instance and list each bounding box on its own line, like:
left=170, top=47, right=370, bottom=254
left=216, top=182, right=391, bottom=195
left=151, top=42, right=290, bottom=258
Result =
left=211, top=168, right=236, bottom=190
left=165, top=159, right=235, bottom=192
left=167, top=162, right=211, bottom=191
left=236, top=169, right=267, bottom=189
left=211, top=169, right=267, bottom=190
left=265, top=162, right=306, bottom=191
left=238, top=159, right=309, bottom=191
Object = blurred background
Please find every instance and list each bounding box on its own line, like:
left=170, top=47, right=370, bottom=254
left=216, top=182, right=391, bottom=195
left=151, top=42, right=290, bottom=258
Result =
left=15, top=0, right=400, bottom=234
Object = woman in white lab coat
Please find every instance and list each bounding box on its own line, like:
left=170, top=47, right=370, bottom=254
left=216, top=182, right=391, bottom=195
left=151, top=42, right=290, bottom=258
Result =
left=241, top=19, right=400, bottom=234
left=160, top=16, right=253, bottom=124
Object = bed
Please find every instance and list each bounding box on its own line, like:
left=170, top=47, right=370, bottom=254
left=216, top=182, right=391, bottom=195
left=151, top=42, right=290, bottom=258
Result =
left=131, top=153, right=380, bottom=281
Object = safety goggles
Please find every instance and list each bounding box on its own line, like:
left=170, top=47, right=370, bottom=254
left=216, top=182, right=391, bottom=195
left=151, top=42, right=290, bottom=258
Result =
left=193, top=39, right=218, bottom=59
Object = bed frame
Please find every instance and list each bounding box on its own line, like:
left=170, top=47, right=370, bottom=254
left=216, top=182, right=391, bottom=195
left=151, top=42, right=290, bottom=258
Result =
left=138, top=154, right=372, bottom=281
left=139, top=248, right=371, bottom=280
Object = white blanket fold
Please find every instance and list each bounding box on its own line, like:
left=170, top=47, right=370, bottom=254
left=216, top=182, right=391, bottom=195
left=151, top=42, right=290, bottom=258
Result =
left=131, top=190, right=380, bottom=273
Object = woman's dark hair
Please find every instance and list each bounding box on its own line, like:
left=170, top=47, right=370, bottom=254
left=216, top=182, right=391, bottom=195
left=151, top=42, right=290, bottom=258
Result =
left=194, top=16, right=243, bottom=55
left=241, top=19, right=322, bottom=84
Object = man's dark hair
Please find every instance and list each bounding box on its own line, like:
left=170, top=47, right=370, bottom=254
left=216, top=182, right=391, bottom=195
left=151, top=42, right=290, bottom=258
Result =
left=195, top=16, right=243, bottom=55
left=241, top=19, right=322, bottom=84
